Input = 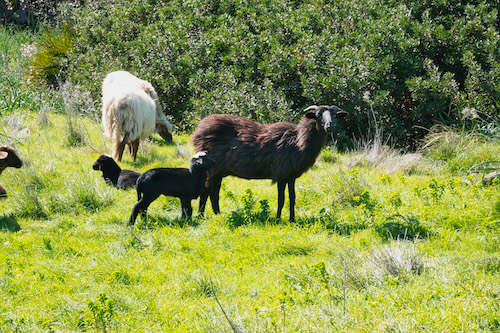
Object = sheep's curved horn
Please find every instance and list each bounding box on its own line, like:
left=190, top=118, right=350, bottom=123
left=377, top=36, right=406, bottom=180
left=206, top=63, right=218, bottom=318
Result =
left=0, top=151, right=7, bottom=160
left=304, top=105, right=318, bottom=112
left=193, top=151, right=207, bottom=159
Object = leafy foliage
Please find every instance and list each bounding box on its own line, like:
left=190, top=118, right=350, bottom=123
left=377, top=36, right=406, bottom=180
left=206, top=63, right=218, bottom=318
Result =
left=376, top=214, right=433, bottom=240
left=227, top=189, right=271, bottom=228
left=27, top=28, right=73, bottom=87
left=52, top=0, right=500, bottom=147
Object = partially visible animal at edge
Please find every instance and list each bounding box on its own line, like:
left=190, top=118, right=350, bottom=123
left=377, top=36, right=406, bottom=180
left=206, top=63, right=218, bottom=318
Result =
left=92, top=154, right=141, bottom=190
left=101, top=70, right=173, bottom=162
left=192, top=105, right=347, bottom=222
left=0, top=146, right=23, bottom=199
left=128, top=151, right=215, bottom=225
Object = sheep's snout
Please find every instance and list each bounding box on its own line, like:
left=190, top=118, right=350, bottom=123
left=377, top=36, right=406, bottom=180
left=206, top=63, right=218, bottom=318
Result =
left=322, top=111, right=334, bottom=131
left=92, top=162, right=101, bottom=171
left=156, top=123, right=173, bottom=143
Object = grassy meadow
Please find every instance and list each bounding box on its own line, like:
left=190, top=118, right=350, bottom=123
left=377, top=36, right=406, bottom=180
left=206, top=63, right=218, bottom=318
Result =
left=1, top=26, right=499, bottom=332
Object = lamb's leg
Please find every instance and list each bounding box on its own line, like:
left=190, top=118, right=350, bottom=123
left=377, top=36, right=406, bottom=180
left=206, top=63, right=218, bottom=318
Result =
left=131, top=139, right=140, bottom=161
left=276, top=180, right=286, bottom=219
left=288, top=178, right=296, bottom=222
left=209, top=176, right=222, bottom=214
left=198, top=184, right=209, bottom=216
left=181, top=198, right=192, bottom=218
left=128, top=193, right=157, bottom=226
left=128, top=200, right=144, bottom=226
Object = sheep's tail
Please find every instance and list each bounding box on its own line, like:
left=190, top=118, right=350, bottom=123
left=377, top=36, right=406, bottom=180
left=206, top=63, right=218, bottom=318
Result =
left=136, top=176, right=143, bottom=201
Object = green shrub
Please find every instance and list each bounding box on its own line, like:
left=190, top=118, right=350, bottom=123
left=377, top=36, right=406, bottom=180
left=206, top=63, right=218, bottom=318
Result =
left=86, top=293, right=115, bottom=332
left=56, top=0, right=498, bottom=147
left=27, top=28, right=73, bottom=87
left=227, top=189, right=271, bottom=228
left=376, top=214, right=432, bottom=240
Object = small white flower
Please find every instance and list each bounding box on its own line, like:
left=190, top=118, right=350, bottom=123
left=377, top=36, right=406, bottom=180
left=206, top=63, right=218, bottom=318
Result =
left=20, top=43, right=37, bottom=58
left=461, top=107, right=478, bottom=120
left=363, top=91, right=371, bottom=103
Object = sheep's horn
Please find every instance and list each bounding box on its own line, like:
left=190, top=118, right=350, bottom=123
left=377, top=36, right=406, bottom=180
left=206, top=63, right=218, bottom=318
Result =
left=304, top=105, right=318, bottom=112
left=0, top=152, right=7, bottom=159
left=193, top=151, right=207, bottom=159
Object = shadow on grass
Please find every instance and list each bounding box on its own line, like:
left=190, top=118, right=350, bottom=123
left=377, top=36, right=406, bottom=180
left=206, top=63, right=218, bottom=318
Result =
left=136, top=213, right=201, bottom=230
left=0, top=214, right=21, bottom=232
left=129, top=149, right=166, bottom=168
left=226, top=206, right=369, bottom=236
left=295, top=214, right=370, bottom=236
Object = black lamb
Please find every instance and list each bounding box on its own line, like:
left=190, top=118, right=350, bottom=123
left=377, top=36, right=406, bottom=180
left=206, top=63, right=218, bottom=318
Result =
left=92, top=154, right=141, bottom=189
left=128, top=151, right=215, bottom=225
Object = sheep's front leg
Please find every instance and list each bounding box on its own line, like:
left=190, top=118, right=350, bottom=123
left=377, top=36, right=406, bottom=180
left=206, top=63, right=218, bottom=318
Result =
left=198, top=186, right=209, bottom=216
left=288, top=178, right=296, bottom=222
left=209, top=176, right=222, bottom=214
left=276, top=180, right=287, bottom=219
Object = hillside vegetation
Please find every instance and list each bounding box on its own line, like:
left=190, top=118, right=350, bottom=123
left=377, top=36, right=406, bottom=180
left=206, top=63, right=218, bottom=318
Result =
left=0, top=6, right=499, bottom=332
left=21, top=0, right=500, bottom=148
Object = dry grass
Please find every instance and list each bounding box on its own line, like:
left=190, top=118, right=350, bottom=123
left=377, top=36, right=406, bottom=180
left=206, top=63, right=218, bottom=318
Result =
left=348, top=135, right=423, bottom=173
left=367, top=241, right=427, bottom=280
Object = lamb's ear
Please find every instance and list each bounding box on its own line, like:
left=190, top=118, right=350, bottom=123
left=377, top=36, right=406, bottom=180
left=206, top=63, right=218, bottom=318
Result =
left=0, top=151, right=7, bottom=160
left=304, top=105, right=318, bottom=119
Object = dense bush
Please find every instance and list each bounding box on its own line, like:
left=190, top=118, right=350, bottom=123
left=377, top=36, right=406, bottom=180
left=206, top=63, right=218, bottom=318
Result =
left=1, top=0, right=82, bottom=23
left=47, top=0, right=498, bottom=147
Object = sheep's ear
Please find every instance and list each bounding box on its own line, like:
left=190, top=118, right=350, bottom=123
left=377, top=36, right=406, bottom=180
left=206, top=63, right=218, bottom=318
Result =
left=304, top=105, right=318, bottom=119
left=0, top=151, right=7, bottom=160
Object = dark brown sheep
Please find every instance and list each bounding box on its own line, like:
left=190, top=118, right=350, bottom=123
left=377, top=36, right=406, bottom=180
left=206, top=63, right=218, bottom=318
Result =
left=192, top=105, right=346, bottom=221
left=0, top=146, right=23, bottom=198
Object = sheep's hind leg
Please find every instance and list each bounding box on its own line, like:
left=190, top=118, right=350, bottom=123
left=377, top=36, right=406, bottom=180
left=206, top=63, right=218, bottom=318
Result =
left=111, top=129, right=121, bottom=161
left=130, top=139, right=140, bottom=161
left=117, top=133, right=129, bottom=162
left=276, top=180, right=286, bottom=220
left=288, top=178, right=296, bottom=222
left=128, top=194, right=156, bottom=226
left=209, top=176, right=222, bottom=214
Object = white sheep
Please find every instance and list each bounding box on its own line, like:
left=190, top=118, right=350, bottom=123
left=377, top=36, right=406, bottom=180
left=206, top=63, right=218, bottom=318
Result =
left=102, top=71, right=173, bottom=161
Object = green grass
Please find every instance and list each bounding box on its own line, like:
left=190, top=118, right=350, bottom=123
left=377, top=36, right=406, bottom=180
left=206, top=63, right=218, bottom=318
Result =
left=0, top=27, right=499, bottom=332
